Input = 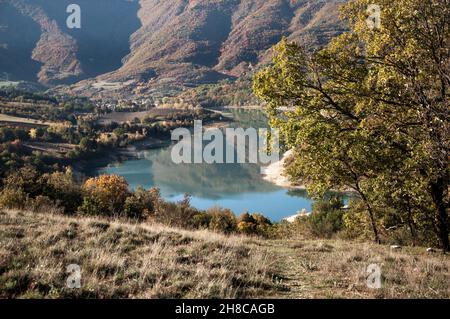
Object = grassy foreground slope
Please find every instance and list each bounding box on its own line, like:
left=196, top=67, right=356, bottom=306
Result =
left=0, top=210, right=448, bottom=299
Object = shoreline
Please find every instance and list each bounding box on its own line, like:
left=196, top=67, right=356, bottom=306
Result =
left=73, top=135, right=171, bottom=176
left=260, top=150, right=307, bottom=190
left=261, top=150, right=355, bottom=194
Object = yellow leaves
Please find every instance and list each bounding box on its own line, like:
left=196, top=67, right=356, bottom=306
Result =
left=83, top=175, right=129, bottom=196
left=83, top=175, right=130, bottom=213
left=97, top=133, right=117, bottom=144
left=48, top=122, right=71, bottom=135
left=29, top=128, right=37, bottom=139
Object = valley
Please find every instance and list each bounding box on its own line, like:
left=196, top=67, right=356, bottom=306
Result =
left=0, top=0, right=449, bottom=301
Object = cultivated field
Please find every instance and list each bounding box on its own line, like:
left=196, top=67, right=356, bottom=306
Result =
left=0, top=114, right=53, bottom=126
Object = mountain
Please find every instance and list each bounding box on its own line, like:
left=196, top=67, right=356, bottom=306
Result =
left=0, top=0, right=346, bottom=97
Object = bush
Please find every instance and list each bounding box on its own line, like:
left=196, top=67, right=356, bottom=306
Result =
left=251, top=213, right=273, bottom=237
left=152, top=194, right=199, bottom=228
left=27, top=195, right=63, bottom=214
left=123, top=195, right=150, bottom=220
left=0, top=188, right=28, bottom=209
left=155, top=201, right=181, bottom=226
left=342, top=200, right=373, bottom=240
left=309, top=211, right=344, bottom=237
left=122, top=186, right=160, bottom=220
left=237, top=213, right=272, bottom=236
left=40, top=170, right=82, bottom=214
left=208, top=207, right=236, bottom=234
left=77, top=194, right=107, bottom=217
left=3, top=166, right=41, bottom=197
left=192, top=212, right=212, bottom=229
left=82, top=175, right=130, bottom=217
left=237, top=213, right=257, bottom=234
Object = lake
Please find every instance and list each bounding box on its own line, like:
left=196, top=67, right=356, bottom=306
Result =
left=94, top=109, right=315, bottom=221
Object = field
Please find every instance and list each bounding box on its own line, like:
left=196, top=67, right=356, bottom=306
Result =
left=0, top=114, right=52, bottom=126
left=99, top=108, right=196, bottom=124
left=23, top=142, right=76, bottom=157
left=92, top=80, right=135, bottom=91
left=0, top=210, right=448, bottom=299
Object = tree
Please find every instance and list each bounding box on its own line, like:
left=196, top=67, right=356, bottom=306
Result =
left=254, top=0, right=449, bottom=250
left=29, top=129, right=37, bottom=140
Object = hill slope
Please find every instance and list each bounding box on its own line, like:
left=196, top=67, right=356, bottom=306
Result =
left=0, top=0, right=346, bottom=96
left=1, top=210, right=448, bottom=298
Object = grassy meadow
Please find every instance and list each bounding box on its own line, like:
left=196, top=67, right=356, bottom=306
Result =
left=0, top=210, right=448, bottom=299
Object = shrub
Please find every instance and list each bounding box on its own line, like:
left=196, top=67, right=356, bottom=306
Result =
left=237, top=213, right=257, bottom=235
left=342, top=200, right=373, bottom=240
left=0, top=188, right=28, bottom=210
left=192, top=212, right=212, bottom=229
left=40, top=170, right=82, bottom=214
left=251, top=213, right=273, bottom=236
left=122, top=186, right=159, bottom=220
left=155, top=201, right=182, bottom=226
left=78, top=194, right=107, bottom=217
left=27, top=195, right=63, bottom=214
left=82, top=175, right=130, bottom=217
left=308, top=198, right=345, bottom=238
left=208, top=207, right=236, bottom=234
left=237, top=213, right=272, bottom=236
left=123, top=195, right=147, bottom=220
left=3, top=166, right=41, bottom=197
left=153, top=193, right=202, bottom=228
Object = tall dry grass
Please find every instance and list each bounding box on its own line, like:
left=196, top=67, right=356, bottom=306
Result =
left=0, top=209, right=448, bottom=299
left=0, top=210, right=277, bottom=298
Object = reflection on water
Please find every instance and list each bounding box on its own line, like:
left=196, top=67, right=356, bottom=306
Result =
left=97, top=109, right=315, bottom=221
left=99, top=141, right=314, bottom=221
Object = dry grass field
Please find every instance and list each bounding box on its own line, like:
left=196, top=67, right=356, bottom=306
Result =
left=0, top=210, right=448, bottom=299
left=0, top=210, right=275, bottom=299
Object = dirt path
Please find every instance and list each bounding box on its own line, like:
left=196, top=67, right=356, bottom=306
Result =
left=265, top=239, right=450, bottom=299
left=265, top=241, right=317, bottom=298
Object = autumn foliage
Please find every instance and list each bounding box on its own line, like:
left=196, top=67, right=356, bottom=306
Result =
left=80, top=175, right=130, bottom=217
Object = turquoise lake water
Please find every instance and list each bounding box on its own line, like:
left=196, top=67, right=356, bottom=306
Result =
left=95, top=109, right=315, bottom=221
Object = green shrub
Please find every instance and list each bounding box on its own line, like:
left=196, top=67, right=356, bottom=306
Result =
left=77, top=194, right=107, bottom=217
left=308, top=198, right=345, bottom=238
left=251, top=213, right=273, bottom=237
left=81, top=175, right=130, bottom=217
left=154, top=194, right=199, bottom=228
left=123, top=194, right=150, bottom=220
left=192, top=212, right=212, bottom=229
left=237, top=213, right=257, bottom=235
left=342, top=201, right=373, bottom=240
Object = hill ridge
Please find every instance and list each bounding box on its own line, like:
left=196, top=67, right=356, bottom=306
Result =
left=0, top=0, right=346, bottom=96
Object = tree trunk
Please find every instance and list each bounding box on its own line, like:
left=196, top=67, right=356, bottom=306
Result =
left=367, top=204, right=381, bottom=244
left=406, top=197, right=417, bottom=246
left=430, top=178, right=449, bottom=252
left=355, top=182, right=381, bottom=244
